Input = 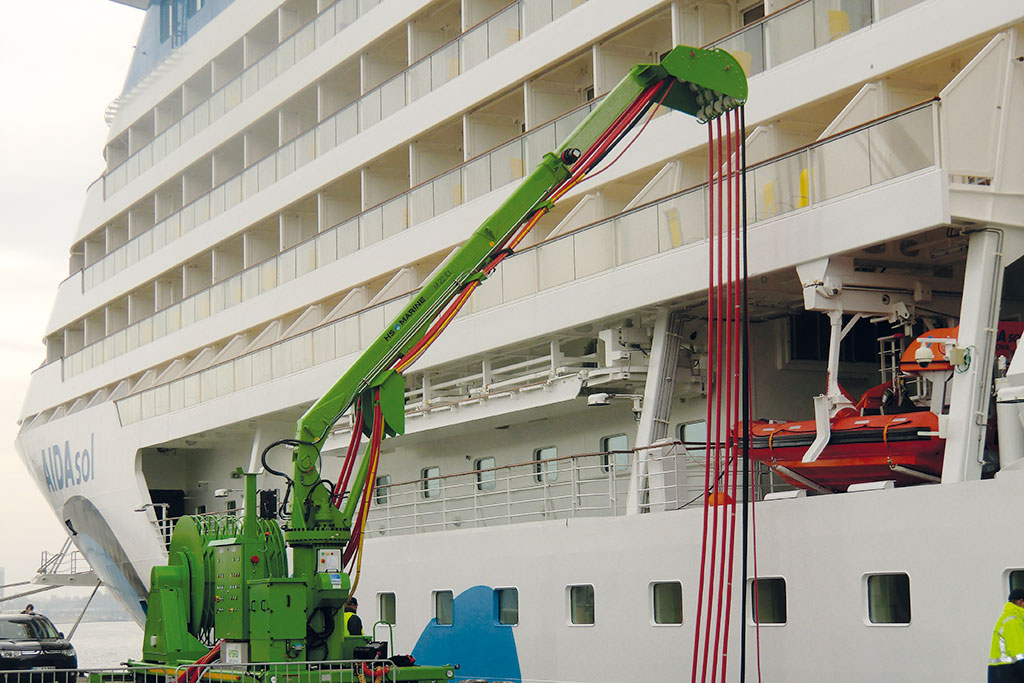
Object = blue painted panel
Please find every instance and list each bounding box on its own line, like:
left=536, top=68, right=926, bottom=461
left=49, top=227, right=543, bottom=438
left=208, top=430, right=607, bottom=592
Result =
left=411, top=585, right=521, bottom=682
left=122, top=0, right=235, bottom=92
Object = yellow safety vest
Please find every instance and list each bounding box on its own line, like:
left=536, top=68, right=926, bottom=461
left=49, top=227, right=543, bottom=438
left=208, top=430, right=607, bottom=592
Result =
left=990, top=602, right=1024, bottom=665
left=343, top=610, right=362, bottom=636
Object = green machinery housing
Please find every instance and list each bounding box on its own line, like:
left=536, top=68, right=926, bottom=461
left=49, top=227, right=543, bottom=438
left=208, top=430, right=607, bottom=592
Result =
left=138, top=45, right=746, bottom=681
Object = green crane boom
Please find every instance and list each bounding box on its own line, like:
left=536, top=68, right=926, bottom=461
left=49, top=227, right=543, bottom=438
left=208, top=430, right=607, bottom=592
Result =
left=139, top=45, right=746, bottom=677
left=287, top=45, right=747, bottom=539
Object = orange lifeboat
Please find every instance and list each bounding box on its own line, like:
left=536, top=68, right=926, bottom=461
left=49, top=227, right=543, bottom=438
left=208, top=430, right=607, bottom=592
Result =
left=746, top=328, right=958, bottom=491
left=747, top=411, right=943, bottom=491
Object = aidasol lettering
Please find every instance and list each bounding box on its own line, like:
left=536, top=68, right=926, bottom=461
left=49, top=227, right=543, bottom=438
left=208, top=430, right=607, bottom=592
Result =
left=41, top=434, right=94, bottom=493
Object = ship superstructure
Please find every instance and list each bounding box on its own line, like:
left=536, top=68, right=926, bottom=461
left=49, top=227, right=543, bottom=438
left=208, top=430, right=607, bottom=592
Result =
left=15, top=0, right=1024, bottom=680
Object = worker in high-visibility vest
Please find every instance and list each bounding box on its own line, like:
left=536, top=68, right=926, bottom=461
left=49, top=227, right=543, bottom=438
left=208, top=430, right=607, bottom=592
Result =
left=343, top=596, right=363, bottom=636
left=989, top=588, right=1024, bottom=682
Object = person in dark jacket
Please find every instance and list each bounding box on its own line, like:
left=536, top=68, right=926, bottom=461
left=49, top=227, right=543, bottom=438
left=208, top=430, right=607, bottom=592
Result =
left=343, top=596, right=363, bottom=636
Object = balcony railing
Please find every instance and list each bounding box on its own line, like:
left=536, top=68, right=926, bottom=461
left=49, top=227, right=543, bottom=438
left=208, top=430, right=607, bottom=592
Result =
left=85, top=0, right=582, bottom=293
left=110, top=101, right=939, bottom=423
left=66, top=101, right=596, bottom=379
left=103, top=0, right=362, bottom=198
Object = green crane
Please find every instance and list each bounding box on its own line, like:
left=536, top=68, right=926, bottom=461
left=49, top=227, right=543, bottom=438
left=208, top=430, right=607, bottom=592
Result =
left=138, top=45, right=746, bottom=682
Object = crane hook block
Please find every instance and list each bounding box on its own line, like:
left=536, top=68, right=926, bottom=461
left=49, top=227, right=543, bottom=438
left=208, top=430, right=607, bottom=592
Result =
left=651, top=45, right=748, bottom=122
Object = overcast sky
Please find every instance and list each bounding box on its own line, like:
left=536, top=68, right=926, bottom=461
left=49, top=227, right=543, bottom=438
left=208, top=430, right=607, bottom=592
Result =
left=0, top=1, right=143, bottom=587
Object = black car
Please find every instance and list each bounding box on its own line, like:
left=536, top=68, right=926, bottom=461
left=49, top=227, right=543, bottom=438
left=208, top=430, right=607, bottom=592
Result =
left=0, top=614, right=77, bottom=681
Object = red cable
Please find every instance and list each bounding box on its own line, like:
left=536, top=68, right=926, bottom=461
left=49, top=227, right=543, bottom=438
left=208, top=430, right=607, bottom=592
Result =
left=701, top=115, right=725, bottom=683
left=711, top=113, right=734, bottom=683
left=691, top=120, right=716, bottom=683
left=334, top=400, right=363, bottom=507
left=585, top=82, right=675, bottom=183
left=343, top=396, right=384, bottom=568
left=721, top=109, right=742, bottom=681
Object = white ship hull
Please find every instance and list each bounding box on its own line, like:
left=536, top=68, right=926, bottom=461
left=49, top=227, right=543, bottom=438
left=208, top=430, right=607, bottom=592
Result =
left=15, top=0, right=1024, bottom=679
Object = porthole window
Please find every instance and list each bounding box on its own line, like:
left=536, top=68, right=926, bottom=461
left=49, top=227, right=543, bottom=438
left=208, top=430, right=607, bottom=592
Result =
left=651, top=581, right=683, bottom=625
left=866, top=573, right=911, bottom=624
left=434, top=590, right=454, bottom=626
left=495, top=588, right=518, bottom=626
left=568, top=584, right=595, bottom=625
left=750, top=577, right=787, bottom=625
left=378, top=592, right=396, bottom=625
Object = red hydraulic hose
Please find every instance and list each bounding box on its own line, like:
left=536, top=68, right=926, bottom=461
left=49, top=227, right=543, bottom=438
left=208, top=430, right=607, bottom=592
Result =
left=334, top=399, right=363, bottom=507
left=701, top=115, right=726, bottom=683
left=711, top=113, right=734, bottom=683
left=721, top=107, right=740, bottom=682
left=343, top=396, right=384, bottom=568
left=691, top=120, right=716, bottom=683
left=176, top=639, right=222, bottom=683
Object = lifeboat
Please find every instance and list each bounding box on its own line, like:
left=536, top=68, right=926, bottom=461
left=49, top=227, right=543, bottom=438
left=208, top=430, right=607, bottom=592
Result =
left=747, top=328, right=960, bottom=492
left=748, top=411, right=943, bottom=490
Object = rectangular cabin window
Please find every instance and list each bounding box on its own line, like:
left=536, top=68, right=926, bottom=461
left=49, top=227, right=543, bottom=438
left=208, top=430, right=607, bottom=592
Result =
left=195, top=505, right=206, bottom=514
left=159, top=0, right=175, bottom=42
left=434, top=590, right=454, bottom=626
left=475, top=457, right=496, bottom=491
left=568, top=584, right=595, bottom=625
left=496, top=588, right=518, bottom=625
left=652, top=581, right=683, bottom=625
left=679, top=421, right=707, bottom=461
left=378, top=592, right=396, bottom=625
left=751, top=577, right=787, bottom=624
left=534, top=447, right=557, bottom=483
left=867, top=573, right=911, bottom=624
left=601, top=434, right=629, bottom=473
left=374, top=475, right=391, bottom=505
left=1010, top=570, right=1024, bottom=595
left=226, top=499, right=237, bottom=517
left=422, top=467, right=440, bottom=499
left=741, top=2, right=766, bottom=25
left=788, top=312, right=884, bottom=364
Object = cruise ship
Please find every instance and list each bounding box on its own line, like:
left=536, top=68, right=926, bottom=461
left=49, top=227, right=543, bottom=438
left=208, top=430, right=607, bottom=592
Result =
left=15, top=0, right=1024, bottom=680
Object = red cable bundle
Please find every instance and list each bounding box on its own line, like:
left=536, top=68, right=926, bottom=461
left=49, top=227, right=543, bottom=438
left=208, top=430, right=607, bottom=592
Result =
left=691, top=107, right=746, bottom=683
left=176, top=639, right=223, bottom=683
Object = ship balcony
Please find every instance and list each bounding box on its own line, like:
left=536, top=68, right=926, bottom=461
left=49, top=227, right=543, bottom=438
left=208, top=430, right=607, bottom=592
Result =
left=77, top=0, right=937, bottom=298
left=105, top=101, right=946, bottom=428
left=100, top=0, right=581, bottom=201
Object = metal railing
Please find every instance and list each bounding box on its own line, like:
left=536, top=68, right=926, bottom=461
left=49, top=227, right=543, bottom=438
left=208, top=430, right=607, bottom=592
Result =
left=367, top=449, right=635, bottom=535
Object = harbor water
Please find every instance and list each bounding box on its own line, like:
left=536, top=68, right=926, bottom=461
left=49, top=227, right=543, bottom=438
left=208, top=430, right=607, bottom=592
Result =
left=56, top=621, right=142, bottom=669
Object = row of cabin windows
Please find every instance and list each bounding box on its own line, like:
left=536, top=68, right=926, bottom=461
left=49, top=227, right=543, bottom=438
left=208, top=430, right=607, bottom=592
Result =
left=374, top=583, right=682, bottom=629
left=372, top=425, right=709, bottom=504
left=754, top=574, right=912, bottom=625
left=376, top=570, right=1024, bottom=629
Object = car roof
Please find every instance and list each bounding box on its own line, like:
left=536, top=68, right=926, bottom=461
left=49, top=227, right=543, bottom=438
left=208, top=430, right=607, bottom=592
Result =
left=0, top=615, right=49, bottom=623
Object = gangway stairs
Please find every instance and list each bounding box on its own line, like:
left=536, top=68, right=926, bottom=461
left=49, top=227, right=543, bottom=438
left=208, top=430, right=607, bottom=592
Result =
left=0, top=538, right=102, bottom=638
